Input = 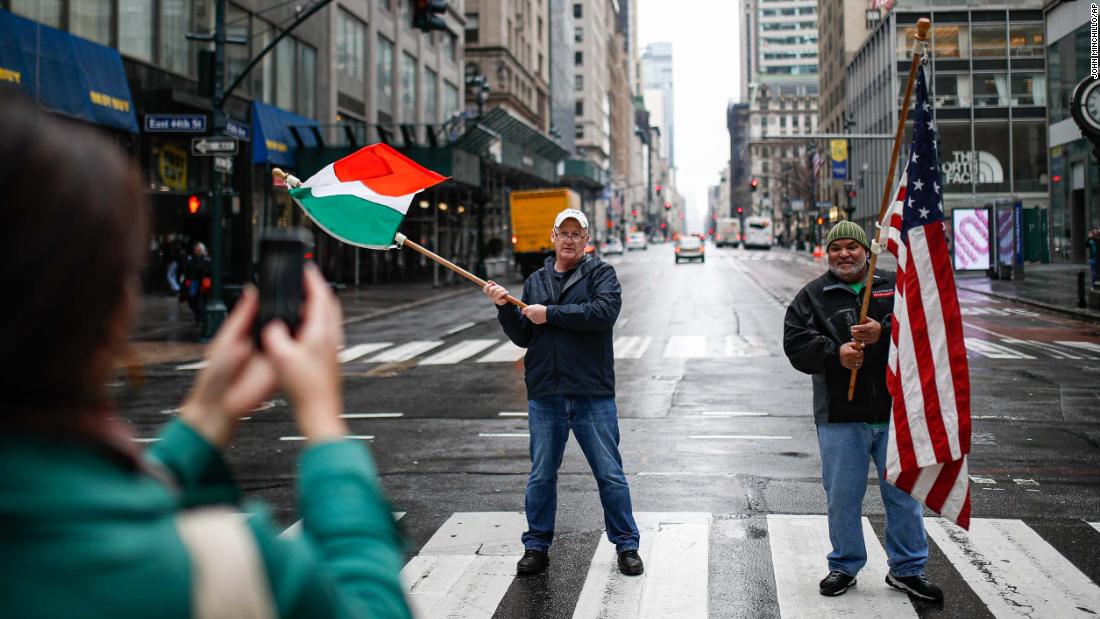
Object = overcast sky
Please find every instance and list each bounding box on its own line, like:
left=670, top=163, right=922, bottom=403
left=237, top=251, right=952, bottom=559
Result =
left=636, top=0, right=741, bottom=233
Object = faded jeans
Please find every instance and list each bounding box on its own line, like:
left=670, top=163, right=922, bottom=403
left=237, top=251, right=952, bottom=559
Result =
left=523, top=396, right=640, bottom=553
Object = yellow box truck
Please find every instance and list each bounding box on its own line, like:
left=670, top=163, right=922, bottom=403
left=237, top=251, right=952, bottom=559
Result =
left=510, top=188, right=580, bottom=277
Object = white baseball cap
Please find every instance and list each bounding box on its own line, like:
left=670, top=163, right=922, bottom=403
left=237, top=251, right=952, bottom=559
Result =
left=554, top=208, right=589, bottom=230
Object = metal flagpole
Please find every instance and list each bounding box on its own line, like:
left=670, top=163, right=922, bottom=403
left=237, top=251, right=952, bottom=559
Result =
left=847, top=17, right=931, bottom=402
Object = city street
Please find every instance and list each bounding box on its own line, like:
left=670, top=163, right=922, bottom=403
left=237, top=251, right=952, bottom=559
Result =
left=115, top=243, right=1100, bottom=618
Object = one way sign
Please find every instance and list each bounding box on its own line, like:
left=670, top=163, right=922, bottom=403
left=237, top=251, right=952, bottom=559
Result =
left=191, top=137, right=239, bottom=156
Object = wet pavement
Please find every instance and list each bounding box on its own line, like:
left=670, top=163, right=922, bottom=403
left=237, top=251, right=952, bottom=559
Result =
left=113, top=243, right=1100, bottom=618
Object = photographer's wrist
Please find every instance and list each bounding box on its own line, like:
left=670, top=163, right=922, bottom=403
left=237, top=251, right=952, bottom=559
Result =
left=179, top=399, right=235, bottom=449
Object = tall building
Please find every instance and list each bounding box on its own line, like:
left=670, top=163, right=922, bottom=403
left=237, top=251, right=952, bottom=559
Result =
left=549, top=0, right=577, bottom=151
left=572, top=0, right=614, bottom=172
left=726, top=102, right=751, bottom=217
left=641, top=42, right=674, bottom=167
left=464, top=0, right=550, bottom=130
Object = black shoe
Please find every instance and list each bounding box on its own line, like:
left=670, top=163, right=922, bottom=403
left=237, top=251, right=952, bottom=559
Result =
left=819, top=571, right=857, bottom=596
left=516, top=549, right=549, bottom=575
left=886, top=573, right=944, bottom=602
left=617, top=549, right=644, bottom=576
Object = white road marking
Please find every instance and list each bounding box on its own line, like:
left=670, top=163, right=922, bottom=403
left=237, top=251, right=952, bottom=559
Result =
left=1089, top=522, right=1100, bottom=535
left=340, top=413, right=403, bottom=419
left=420, top=339, right=500, bottom=365
left=618, top=317, right=631, bottom=328
left=175, top=360, right=208, bottom=370
left=688, top=435, right=792, bottom=440
left=1001, top=338, right=1085, bottom=360
left=699, top=411, right=770, bottom=417
left=964, top=337, right=1036, bottom=359
left=926, top=517, right=1100, bottom=617
left=497, top=411, right=528, bottom=417
left=1012, top=478, right=1040, bottom=487
left=664, top=335, right=707, bottom=358
left=281, top=512, right=405, bottom=539
left=768, top=515, right=916, bottom=618
left=366, top=340, right=444, bottom=363
left=723, top=335, right=769, bottom=357
left=572, top=512, right=711, bottom=618
left=1055, top=341, right=1100, bottom=355
left=969, top=476, right=997, bottom=484
left=477, top=341, right=527, bottom=362
left=339, top=342, right=394, bottom=363
left=401, top=512, right=527, bottom=618
left=478, top=433, right=529, bottom=438
left=615, top=335, right=653, bottom=359
left=279, top=435, right=375, bottom=441
left=131, top=438, right=161, bottom=443
left=444, top=321, right=477, bottom=335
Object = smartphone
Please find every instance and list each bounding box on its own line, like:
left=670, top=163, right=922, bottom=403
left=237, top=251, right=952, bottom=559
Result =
left=254, top=228, right=312, bottom=346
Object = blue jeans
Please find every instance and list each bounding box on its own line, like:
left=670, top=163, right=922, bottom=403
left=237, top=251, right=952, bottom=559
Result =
left=1090, top=258, right=1098, bottom=285
left=523, top=396, right=640, bottom=553
left=816, top=423, right=928, bottom=577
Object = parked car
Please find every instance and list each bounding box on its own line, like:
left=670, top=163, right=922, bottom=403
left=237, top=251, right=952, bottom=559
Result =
left=626, top=232, right=648, bottom=251
left=600, top=237, right=624, bottom=255
left=675, top=236, right=705, bottom=263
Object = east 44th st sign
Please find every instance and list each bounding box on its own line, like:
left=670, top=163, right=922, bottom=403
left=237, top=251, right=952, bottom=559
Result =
left=191, top=137, right=238, bottom=156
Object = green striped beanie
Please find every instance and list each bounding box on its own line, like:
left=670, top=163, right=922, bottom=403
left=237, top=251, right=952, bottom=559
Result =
left=825, top=221, right=869, bottom=250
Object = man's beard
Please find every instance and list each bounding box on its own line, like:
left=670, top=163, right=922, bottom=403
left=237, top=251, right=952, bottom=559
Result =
left=829, top=260, right=867, bottom=282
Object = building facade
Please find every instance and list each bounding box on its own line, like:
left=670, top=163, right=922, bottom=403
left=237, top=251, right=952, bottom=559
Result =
left=572, top=0, right=613, bottom=172
left=464, top=0, right=549, bottom=130
left=640, top=41, right=674, bottom=167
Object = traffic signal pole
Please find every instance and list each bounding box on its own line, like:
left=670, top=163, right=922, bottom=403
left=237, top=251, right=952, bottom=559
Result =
left=201, top=0, right=229, bottom=339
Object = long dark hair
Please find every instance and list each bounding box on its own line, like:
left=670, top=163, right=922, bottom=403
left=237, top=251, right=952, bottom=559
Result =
left=0, top=89, right=150, bottom=425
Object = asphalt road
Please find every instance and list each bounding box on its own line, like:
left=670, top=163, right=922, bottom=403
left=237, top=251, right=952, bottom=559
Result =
left=117, top=242, right=1100, bottom=618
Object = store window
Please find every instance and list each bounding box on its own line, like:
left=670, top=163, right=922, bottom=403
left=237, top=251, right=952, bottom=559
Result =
left=973, top=73, right=1009, bottom=107
left=931, top=24, right=970, bottom=59
left=377, top=35, right=394, bottom=114
left=159, top=0, right=191, bottom=76
left=119, top=0, right=154, bottom=63
left=937, top=122, right=972, bottom=194
left=337, top=8, right=366, bottom=88
left=934, top=73, right=971, bottom=108
left=424, top=67, right=438, bottom=123
left=972, top=122, right=1011, bottom=193
left=971, top=24, right=1007, bottom=58
left=70, top=0, right=112, bottom=46
left=12, top=0, right=61, bottom=27
left=401, top=52, right=417, bottom=122
left=1010, top=72, right=1046, bottom=106
left=1012, top=121, right=1047, bottom=193
left=1009, top=23, right=1044, bottom=57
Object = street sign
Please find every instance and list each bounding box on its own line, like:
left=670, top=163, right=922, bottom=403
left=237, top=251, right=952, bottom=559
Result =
left=815, top=201, right=833, bottom=209
left=789, top=198, right=805, bottom=211
left=213, top=155, right=233, bottom=174
left=191, top=137, right=238, bottom=156
left=145, top=114, right=206, bottom=133
left=224, top=118, right=251, bottom=141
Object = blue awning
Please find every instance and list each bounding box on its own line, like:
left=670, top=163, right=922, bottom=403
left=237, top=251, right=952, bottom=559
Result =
left=0, top=10, right=138, bottom=133
left=252, top=101, right=320, bottom=167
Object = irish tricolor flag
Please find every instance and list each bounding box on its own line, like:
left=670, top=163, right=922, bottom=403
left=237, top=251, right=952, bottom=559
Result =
left=289, top=144, right=447, bottom=248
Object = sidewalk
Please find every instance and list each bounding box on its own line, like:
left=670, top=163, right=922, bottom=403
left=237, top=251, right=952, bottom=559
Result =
left=955, top=263, right=1100, bottom=322
left=127, top=277, right=507, bottom=366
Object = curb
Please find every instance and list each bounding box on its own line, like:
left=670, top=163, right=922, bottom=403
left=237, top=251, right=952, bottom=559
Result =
left=956, top=285, right=1100, bottom=323
left=341, top=286, right=481, bottom=326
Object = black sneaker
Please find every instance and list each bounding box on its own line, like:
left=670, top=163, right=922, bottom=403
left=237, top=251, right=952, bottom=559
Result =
left=819, top=571, right=857, bottom=596
left=886, top=573, right=944, bottom=602
left=516, top=549, right=549, bottom=575
left=617, top=549, right=644, bottom=575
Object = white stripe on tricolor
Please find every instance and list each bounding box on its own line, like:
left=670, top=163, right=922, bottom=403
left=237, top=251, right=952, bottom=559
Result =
left=302, top=163, right=414, bottom=213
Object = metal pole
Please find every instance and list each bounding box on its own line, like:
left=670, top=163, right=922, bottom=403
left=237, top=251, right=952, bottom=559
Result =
left=201, top=0, right=228, bottom=340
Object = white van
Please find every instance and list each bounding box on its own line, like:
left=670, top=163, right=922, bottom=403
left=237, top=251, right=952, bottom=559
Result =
left=743, top=216, right=774, bottom=250
left=626, top=232, right=648, bottom=251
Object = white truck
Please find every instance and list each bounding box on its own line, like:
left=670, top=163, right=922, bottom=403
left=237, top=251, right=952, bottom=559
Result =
left=715, top=217, right=741, bottom=248
left=743, top=216, right=774, bottom=250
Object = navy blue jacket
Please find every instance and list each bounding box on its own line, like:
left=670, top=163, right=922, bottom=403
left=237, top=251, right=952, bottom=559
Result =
left=497, top=254, right=621, bottom=400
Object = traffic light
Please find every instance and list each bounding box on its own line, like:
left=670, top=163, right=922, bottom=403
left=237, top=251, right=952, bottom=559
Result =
left=816, top=216, right=825, bottom=226
left=750, top=178, right=758, bottom=192
left=413, top=0, right=448, bottom=32
left=631, top=209, right=638, bottom=217
left=664, top=202, right=672, bottom=210
left=848, top=190, right=857, bottom=198
left=736, top=206, right=743, bottom=214
left=655, top=183, right=662, bottom=196
left=186, top=193, right=206, bottom=215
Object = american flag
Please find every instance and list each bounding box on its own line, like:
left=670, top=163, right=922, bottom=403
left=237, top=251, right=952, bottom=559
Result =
left=878, top=65, right=972, bottom=529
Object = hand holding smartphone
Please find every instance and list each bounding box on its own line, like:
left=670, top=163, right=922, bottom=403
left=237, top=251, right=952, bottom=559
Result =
left=254, top=228, right=313, bottom=346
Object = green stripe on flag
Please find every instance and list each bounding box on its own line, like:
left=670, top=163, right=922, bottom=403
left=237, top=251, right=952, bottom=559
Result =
left=290, top=187, right=405, bottom=247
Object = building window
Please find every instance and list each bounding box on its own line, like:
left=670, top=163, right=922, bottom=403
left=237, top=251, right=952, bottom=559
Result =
left=575, top=74, right=583, bottom=90
left=538, top=17, right=543, bottom=42
left=275, top=36, right=295, bottom=110
left=575, top=27, right=582, bottom=43
left=465, top=15, right=479, bottom=45
left=401, top=52, right=418, bottom=122
left=443, top=80, right=459, bottom=118
left=933, top=73, right=972, bottom=108
left=575, top=51, right=583, bottom=66
left=574, top=3, right=582, bottom=18
left=253, top=20, right=274, bottom=105
left=575, top=125, right=584, bottom=139
left=1012, top=121, right=1047, bottom=193
left=337, top=8, right=366, bottom=87
left=973, top=73, right=1009, bottom=107
left=1009, top=23, right=1044, bottom=57
left=424, top=67, right=438, bottom=122
left=937, top=121, right=971, bottom=194
left=376, top=35, right=394, bottom=114
left=971, top=23, right=1007, bottom=58
left=11, top=0, right=61, bottom=27
left=444, top=30, right=458, bottom=64
left=70, top=0, right=112, bottom=46
left=297, top=43, right=316, bottom=117
left=119, top=0, right=154, bottom=63
left=226, top=3, right=251, bottom=96
left=1011, top=72, right=1046, bottom=106
left=973, top=122, right=1011, bottom=192
left=575, top=100, right=583, bottom=116
left=158, top=0, right=190, bottom=75
left=928, top=24, right=970, bottom=60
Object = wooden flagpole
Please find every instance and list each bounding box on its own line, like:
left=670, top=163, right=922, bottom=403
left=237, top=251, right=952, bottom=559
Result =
left=847, top=17, right=930, bottom=401
left=272, top=168, right=527, bottom=309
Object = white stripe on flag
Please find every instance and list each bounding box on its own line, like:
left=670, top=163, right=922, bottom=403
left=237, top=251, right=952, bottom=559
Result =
left=892, top=259, right=937, bottom=466
left=938, top=457, right=970, bottom=523
left=300, top=163, right=414, bottom=214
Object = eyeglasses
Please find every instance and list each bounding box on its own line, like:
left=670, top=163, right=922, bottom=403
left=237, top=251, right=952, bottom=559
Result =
left=554, top=231, right=588, bottom=242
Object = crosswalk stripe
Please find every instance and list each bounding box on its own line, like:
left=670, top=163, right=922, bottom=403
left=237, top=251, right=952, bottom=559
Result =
left=366, top=340, right=444, bottom=363
left=477, top=341, right=527, bottom=362
left=1055, top=341, right=1100, bottom=356
left=281, top=512, right=405, bottom=539
left=1089, top=522, right=1100, bottom=535
left=175, top=360, right=208, bottom=370
left=964, top=337, right=1036, bottom=359
left=926, top=518, right=1100, bottom=616
left=420, top=339, right=500, bottom=365
left=444, top=321, right=477, bottom=335
left=664, top=335, right=707, bottom=358
left=572, top=512, right=711, bottom=618
left=615, top=335, right=653, bottom=359
left=767, top=515, right=917, bottom=617
left=401, top=512, right=527, bottom=618
left=1001, top=338, right=1085, bottom=359
left=339, top=342, right=393, bottom=363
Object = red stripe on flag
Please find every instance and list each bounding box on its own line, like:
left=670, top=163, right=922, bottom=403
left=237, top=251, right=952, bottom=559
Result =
left=887, top=270, right=920, bottom=474
left=924, top=224, right=972, bottom=454
left=923, top=458, right=964, bottom=513
left=957, top=490, right=971, bottom=530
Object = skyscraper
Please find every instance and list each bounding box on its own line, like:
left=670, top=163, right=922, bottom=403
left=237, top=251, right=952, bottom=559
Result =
left=641, top=42, right=674, bottom=167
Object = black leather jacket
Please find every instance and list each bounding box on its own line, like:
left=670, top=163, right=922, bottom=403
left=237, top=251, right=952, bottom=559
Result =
left=783, top=269, right=896, bottom=424
left=497, top=254, right=621, bottom=400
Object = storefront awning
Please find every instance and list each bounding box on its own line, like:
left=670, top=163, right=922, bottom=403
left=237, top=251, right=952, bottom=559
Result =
left=251, top=100, right=320, bottom=167
left=0, top=10, right=138, bottom=133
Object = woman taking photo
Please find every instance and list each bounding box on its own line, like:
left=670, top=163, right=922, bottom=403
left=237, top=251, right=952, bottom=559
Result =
left=0, top=90, right=410, bottom=618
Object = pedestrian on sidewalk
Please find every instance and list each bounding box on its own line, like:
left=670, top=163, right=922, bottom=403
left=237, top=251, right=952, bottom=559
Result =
left=782, top=221, right=944, bottom=603
left=180, top=241, right=211, bottom=324
left=0, top=91, right=411, bottom=619
left=1087, top=229, right=1099, bottom=287
left=482, top=208, right=643, bottom=577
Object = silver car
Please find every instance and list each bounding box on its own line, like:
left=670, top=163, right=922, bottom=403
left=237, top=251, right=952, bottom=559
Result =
left=675, top=236, right=705, bottom=263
